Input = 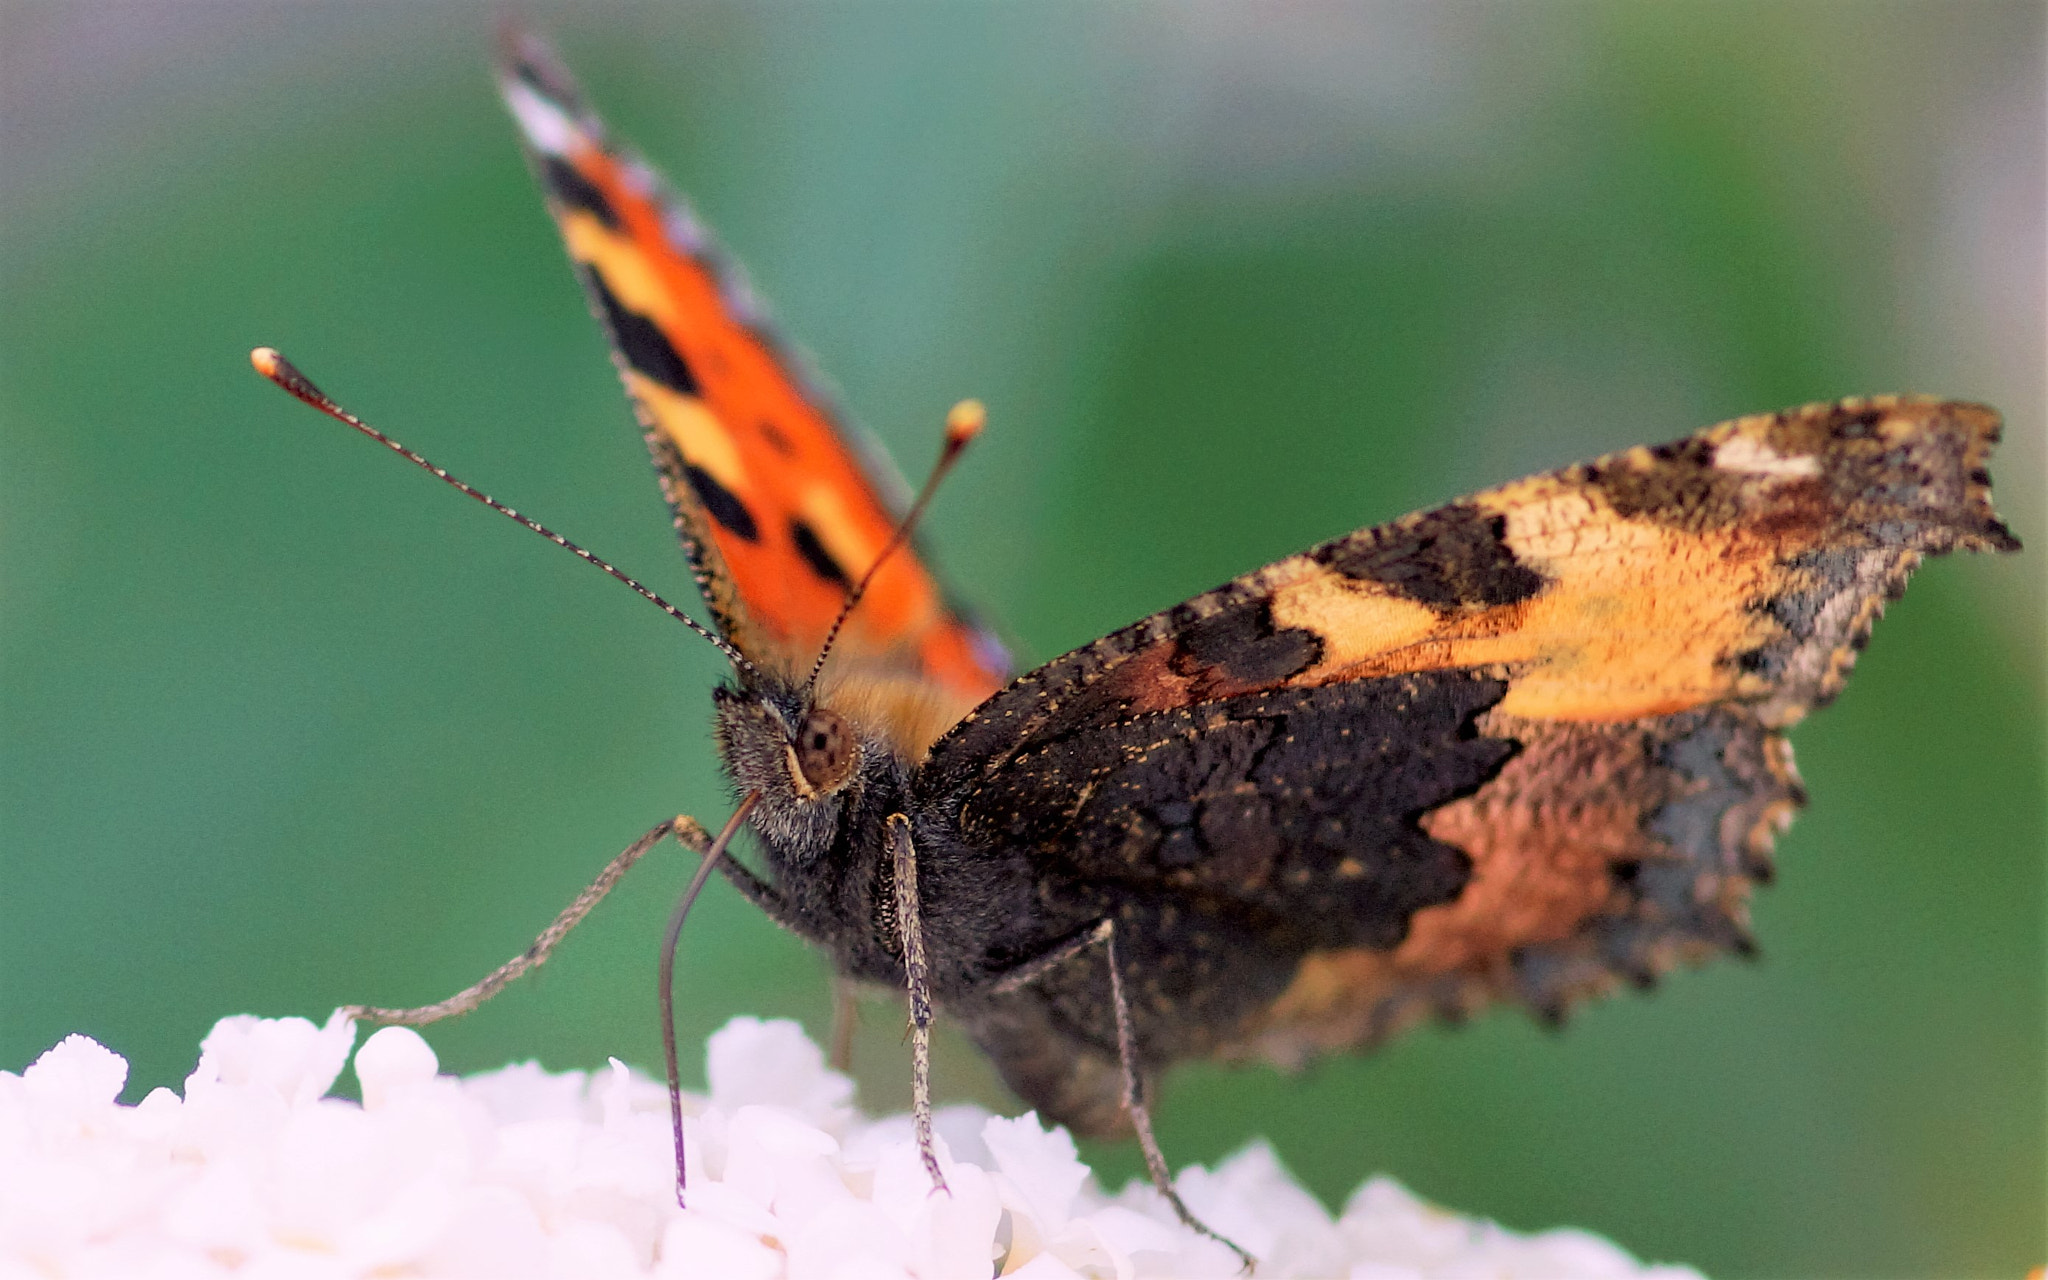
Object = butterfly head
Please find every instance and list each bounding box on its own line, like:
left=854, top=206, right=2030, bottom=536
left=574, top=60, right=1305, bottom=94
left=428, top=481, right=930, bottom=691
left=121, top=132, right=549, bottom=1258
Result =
left=712, top=671, right=876, bottom=861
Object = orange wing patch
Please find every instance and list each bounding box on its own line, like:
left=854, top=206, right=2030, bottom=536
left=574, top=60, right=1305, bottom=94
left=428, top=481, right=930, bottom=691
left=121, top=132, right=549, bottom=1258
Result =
left=500, top=40, right=1007, bottom=716
left=1230, top=710, right=1800, bottom=1067
left=1258, top=485, right=1797, bottom=722
left=1296, top=397, right=2009, bottom=724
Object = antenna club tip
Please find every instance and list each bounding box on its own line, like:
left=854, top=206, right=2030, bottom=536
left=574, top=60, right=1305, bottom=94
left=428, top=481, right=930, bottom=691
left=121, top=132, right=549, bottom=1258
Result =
left=250, top=346, right=328, bottom=404
left=945, top=399, right=986, bottom=444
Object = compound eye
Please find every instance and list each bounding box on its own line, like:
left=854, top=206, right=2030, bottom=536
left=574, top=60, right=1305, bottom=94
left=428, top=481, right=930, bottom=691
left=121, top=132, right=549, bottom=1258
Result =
left=792, top=708, right=855, bottom=795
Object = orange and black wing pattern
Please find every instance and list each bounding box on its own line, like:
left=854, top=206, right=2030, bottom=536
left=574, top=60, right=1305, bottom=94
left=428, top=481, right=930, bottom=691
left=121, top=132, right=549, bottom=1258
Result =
left=499, top=35, right=1007, bottom=715
left=930, top=398, right=2016, bottom=1133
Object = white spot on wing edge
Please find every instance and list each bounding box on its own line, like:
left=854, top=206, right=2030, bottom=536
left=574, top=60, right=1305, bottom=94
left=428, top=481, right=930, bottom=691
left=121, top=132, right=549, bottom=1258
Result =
left=1714, top=435, right=1821, bottom=477
left=502, top=79, right=579, bottom=157
left=660, top=203, right=710, bottom=255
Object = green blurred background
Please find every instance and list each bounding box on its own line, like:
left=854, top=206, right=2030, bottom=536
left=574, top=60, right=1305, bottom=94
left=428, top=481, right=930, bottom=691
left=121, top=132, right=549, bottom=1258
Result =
left=3, top=4, right=2042, bottom=1276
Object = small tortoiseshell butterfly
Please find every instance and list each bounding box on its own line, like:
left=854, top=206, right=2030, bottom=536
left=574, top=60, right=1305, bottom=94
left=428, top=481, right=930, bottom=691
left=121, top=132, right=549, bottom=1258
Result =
left=256, top=32, right=2019, bottom=1262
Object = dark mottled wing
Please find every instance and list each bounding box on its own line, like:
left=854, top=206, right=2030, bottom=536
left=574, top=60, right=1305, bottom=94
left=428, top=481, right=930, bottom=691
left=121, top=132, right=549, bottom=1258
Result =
left=499, top=35, right=1008, bottom=717
left=923, top=397, right=2016, bottom=1133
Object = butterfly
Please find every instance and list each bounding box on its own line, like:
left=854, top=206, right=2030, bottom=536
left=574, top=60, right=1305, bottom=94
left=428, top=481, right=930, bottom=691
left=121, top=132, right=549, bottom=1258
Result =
left=257, top=30, right=2019, bottom=1264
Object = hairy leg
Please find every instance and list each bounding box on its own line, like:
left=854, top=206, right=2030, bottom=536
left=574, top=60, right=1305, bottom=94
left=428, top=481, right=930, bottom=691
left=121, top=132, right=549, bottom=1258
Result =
left=886, top=813, right=949, bottom=1196
left=989, top=919, right=1112, bottom=995
left=973, top=917, right=1255, bottom=1269
left=828, top=976, right=859, bottom=1074
left=1102, top=921, right=1254, bottom=1270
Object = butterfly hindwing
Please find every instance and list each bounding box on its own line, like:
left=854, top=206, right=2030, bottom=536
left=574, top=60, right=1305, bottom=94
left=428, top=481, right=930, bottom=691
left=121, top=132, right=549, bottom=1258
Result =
left=499, top=36, right=1007, bottom=715
left=926, top=397, right=2015, bottom=1127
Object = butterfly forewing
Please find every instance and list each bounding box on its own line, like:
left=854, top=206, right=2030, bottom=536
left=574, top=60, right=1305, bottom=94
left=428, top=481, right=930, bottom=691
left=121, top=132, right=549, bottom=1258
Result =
left=499, top=37, right=1008, bottom=712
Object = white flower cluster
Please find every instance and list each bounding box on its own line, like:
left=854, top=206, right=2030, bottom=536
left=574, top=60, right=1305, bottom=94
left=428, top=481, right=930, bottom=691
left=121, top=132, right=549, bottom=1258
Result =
left=1, top=1013, right=1705, bottom=1279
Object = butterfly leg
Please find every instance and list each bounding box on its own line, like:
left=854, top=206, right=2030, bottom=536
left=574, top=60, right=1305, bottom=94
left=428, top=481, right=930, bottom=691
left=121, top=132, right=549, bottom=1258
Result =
left=988, top=919, right=1113, bottom=994
left=979, top=920, right=1255, bottom=1269
left=1104, top=920, right=1257, bottom=1273
left=828, top=976, right=860, bottom=1073
left=885, top=813, right=950, bottom=1196
left=670, top=814, right=794, bottom=920
left=345, top=817, right=690, bottom=1027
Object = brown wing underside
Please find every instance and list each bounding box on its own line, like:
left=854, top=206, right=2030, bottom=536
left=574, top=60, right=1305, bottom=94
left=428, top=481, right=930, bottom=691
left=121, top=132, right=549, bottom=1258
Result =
left=933, top=396, right=2015, bottom=1119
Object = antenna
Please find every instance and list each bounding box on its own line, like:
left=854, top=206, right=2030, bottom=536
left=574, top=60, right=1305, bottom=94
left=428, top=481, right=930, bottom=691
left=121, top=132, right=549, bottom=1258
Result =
left=660, top=791, right=761, bottom=1206
left=250, top=347, right=755, bottom=675
left=803, top=399, right=984, bottom=695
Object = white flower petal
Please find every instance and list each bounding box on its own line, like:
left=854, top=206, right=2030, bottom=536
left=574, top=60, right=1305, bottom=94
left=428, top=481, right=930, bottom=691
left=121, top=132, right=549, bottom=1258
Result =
left=654, top=1210, right=781, bottom=1280
left=1061, top=1201, right=1189, bottom=1280
left=161, top=1163, right=265, bottom=1254
left=707, top=1017, right=853, bottom=1131
left=1175, top=1141, right=1345, bottom=1274
left=418, top=1184, right=549, bottom=1280
left=978, top=1105, right=1089, bottom=1236
left=464, top=1060, right=592, bottom=1124
left=722, top=1103, right=845, bottom=1218
left=680, top=1181, right=780, bottom=1238
left=352, top=1026, right=439, bottom=1110
left=548, top=1218, right=647, bottom=1280
left=870, top=1136, right=1003, bottom=1279
left=23, top=1034, right=129, bottom=1113
left=187, top=1012, right=354, bottom=1107
left=1003, top=1250, right=1087, bottom=1280
left=785, top=1198, right=909, bottom=1280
